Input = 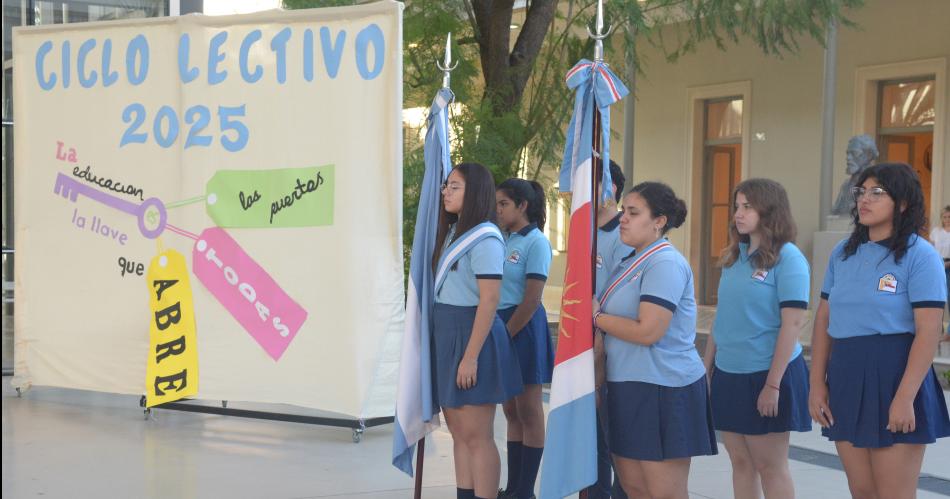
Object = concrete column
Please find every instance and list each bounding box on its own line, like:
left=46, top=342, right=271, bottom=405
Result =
left=622, top=49, right=636, bottom=186
left=819, top=19, right=838, bottom=230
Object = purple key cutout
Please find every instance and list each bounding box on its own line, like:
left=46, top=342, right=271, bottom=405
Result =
left=54, top=173, right=168, bottom=239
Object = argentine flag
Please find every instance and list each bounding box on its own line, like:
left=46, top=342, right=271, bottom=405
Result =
left=391, top=87, right=454, bottom=476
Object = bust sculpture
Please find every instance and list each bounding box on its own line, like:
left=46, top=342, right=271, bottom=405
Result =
left=831, top=134, right=879, bottom=216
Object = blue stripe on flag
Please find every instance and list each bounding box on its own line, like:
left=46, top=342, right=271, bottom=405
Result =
left=539, top=391, right=598, bottom=498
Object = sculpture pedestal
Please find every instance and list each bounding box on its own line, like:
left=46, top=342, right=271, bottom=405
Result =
left=811, top=216, right=852, bottom=303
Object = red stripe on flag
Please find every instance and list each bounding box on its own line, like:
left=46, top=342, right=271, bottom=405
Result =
left=555, top=202, right=594, bottom=364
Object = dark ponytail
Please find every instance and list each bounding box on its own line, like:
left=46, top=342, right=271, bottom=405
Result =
left=527, top=180, right=547, bottom=231
left=630, top=181, right=688, bottom=234
left=498, top=178, right=547, bottom=231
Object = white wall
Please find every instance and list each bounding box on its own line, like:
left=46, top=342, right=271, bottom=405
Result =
left=619, top=0, right=949, bottom=265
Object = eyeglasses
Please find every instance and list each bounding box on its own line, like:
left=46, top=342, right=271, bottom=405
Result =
left=850, top=186, right=889, bottom=202
left=441, top=182, right=464, bottom=193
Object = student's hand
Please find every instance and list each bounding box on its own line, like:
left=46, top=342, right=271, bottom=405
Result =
left=887, top=395, right=916, bottom=434
left=456, top=357, right=478, bottom=390
left=808, top=382, right=835, bottom=428
left=757, top=385, right=780, bottom=418
left=592, top=297, right=601, bottom=317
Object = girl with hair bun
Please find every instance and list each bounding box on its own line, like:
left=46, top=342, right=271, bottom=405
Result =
left=592, top=181, right=717, bottom=498
left=494, top=178, right=554, bottom=499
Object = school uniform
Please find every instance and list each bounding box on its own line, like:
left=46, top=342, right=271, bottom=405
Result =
left=433, top=223, right=524, bottom=409
left=592, top=213, right=633, bottom=499
left=710, top=242, right=812, bottom=435
left=497, top=224, right=555, bottom=385
left=601, top=238, right=717, bottom=461
left=820, top=234, right=950, bottom=447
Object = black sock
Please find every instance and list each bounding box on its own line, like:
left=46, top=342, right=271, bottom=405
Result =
left=456, top=488, right=475, bottom=499
left=505, top=440, right=524, bottom=493
left=517, top=445, right=544, bottom=499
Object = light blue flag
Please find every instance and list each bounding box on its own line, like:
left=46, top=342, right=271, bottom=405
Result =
left=559, top=59, right=629, bottom=202
left=392, top=87, right=454, bottom=476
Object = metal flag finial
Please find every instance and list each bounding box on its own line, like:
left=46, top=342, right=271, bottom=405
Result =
left=586, top=0, right=614, bottom=62
left=436, top=32, right=459, bottom=89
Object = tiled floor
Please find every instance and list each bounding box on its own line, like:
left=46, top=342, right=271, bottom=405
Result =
left=4, top=381, right=948, bottom=498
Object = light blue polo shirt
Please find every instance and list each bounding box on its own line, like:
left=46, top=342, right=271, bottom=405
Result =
left=500, top=224, right=552, bottom=309
left=435, top=227, right=505, bottom=307
left=821, top=234, right=946, bottom=339
left=595, top=213, right=634, bottom=296
left=601, top=238, right=706, bottom=387
left=712, top=242, right=809, bottom=373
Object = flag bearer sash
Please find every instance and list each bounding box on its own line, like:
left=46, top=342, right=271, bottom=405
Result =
left=434, top=222, right=505, bottom=293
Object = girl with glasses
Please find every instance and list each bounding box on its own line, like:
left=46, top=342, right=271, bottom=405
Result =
left=704, top=178, right=811, bottom=499
left=432, top=163, right=523, bottom=499
left=810, top=162, right=950, bottom=498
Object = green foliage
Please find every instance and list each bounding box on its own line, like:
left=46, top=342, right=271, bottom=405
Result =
left=283, top=0, right=863, bottom=279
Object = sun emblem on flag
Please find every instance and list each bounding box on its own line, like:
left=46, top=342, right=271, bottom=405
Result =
left=558, top=277, right=581, bottom=339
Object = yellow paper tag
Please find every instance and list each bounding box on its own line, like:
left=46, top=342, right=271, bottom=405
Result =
left=145, top=249, right=199, bottom=407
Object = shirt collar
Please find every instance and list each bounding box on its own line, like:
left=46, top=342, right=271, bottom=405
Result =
left=739, top=242, right=757, bottom=261
left=619, top=248, right=637, bottom=262
left=872, top=236, right=895, bottom=247
left=515, top=223, right=537, bottom=237
left=620, top=237, right=668, bottom=263
left=599, top=212, right=622, bottom=232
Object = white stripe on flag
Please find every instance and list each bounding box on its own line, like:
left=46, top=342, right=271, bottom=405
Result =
left=394, top=279, right=434, bottom=441
left=548, top=349, right=595, bottom=411
left=570, top=158, right=592, bottom=213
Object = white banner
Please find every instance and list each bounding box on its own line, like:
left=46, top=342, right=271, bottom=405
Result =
left=13, top=2, right=404, bottom=418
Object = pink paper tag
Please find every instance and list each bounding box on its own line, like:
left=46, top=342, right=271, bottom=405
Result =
left=192, top=227, right=308, bottom=361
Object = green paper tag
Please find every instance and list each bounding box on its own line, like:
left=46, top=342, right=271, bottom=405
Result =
left=205, top=166, right=335, bottom=228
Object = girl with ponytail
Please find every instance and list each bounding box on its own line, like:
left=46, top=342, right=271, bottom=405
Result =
left=495, top=178, right=554, bottom=499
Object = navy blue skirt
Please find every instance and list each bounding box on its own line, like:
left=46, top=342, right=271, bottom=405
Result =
left=496, top=305, right=554, bottom=384
left=822, top=333, right=950, bottom=448
left=607, top=376, right=718, bottom=461
left=711, top=353, right=812, bottom=435
left=432, top=303, right=524, bottom=409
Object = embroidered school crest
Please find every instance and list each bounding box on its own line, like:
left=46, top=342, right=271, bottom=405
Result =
left=751, top=269, right=769, bottom=282
left=596, top=253, right=604, bottom=269
left=507, top=250, right=522, bottom=264
left=878, top=273, right=897, bottom=293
